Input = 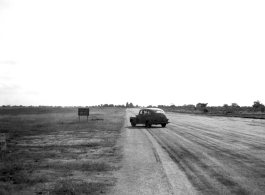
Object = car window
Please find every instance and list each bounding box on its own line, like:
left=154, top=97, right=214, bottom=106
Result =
left=155, top=110, right=165, bottom=114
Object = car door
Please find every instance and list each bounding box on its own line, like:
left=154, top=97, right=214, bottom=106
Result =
left=146, top=110, right=152, bottom=121
left=141, top=109, right=148, bottom=124
left=137, top=110, right=144, bottom=124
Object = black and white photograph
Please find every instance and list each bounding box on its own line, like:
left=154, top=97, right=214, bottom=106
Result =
left=1, top=0, right=265, bottom=194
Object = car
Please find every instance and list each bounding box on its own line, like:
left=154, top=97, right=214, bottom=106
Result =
left=130, top=108, right=169, bottom=128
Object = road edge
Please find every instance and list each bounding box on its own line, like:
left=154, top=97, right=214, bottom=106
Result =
left=142, top=128, right=198, bottom=195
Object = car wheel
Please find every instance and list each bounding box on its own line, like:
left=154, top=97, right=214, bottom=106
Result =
left=161, top=124, right=166, bottom=127
left=146, top=121, right=152, bottom=128
left=131, top=122, right=136, bottom=127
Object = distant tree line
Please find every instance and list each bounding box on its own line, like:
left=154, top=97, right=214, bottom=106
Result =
left=2, top=100, right=264, bottom=113
left=91, top=102, right=139, bottom=108
left=157, top=100, right=265, bottom=114
left=1, top=105, right=63, bottom=108
left=1, top=105, right=84, bottom=108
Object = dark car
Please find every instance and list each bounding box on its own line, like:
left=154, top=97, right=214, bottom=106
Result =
left=130, top=108, right=169, bottom=128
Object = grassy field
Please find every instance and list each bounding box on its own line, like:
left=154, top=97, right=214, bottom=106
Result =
left=170, top=110, right=265, bottom=119
left=0, top=107, right=125, bottom=195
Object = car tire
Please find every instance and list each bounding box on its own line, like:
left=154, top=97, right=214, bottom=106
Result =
left=131, top=122, right=136, bottom=127
left=161, top=124, right=166, bottom=127
left=146, top=121, right=152, bottom=128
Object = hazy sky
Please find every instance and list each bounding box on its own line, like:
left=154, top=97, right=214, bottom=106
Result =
left=0, top=0, right=264, bottom=107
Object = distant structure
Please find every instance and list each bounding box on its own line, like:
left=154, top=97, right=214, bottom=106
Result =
left=196, top=103, right=208, bottom=108
left=196, top=103, right=208, bottom=113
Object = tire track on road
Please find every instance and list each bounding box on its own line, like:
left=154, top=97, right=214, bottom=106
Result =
left=147, top=127, right=251, bottom=195
left=126, top=109, right=265, bottom=194
left=167, top=123, right=265, bottom=181
left=147, top=128, right=222, bottom=195
left=141, top=128, right=197, bottom=195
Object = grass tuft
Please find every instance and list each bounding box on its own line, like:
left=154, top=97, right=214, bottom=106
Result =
left=51, top=179, right=107, bottom=195
left=47, top=161, right=112, bottom=172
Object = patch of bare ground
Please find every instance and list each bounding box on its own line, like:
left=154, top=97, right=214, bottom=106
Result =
left=0, top=107, right=125, bottom=195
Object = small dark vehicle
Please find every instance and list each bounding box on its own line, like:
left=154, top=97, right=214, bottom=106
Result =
left=130, top=108, right=169, bottom=128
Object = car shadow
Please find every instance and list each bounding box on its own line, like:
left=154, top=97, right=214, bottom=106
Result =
left=126, top=125, right=164, bottom=129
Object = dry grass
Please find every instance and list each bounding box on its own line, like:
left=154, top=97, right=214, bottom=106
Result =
left=47, top=161, right=112, bottom=172
left=0, top=107, right=125, bottom=194
left=50, top=179, right=109, bottom=195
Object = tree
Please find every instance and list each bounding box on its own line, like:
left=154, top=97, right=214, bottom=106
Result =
left=223, top=104, right=229, bottom=108
left=129, top=102, right=134, bottom=108
left=170, top=103, right=176, bottom=108
left=231, top=103, right=240, bottom=107
left=186, top=104, right=195, bottom=108
left=253, top=100, right=263, bottom=108
left=253, top=100, right=265, bottom=112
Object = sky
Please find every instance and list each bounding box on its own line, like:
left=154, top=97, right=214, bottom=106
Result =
left=0, top=0, right=264, bottom=107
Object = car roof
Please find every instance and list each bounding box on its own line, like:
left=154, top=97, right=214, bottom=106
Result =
left=140, top=108, right=163, bottom=111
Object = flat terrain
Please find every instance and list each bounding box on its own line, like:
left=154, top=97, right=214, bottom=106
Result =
left=1, top=107, right=265, bottom=195
left=0, top=107, right=125, bottom=195
left=170, top=110, right=265, bottom=120
left=122, top=109, right=265, bottom=195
